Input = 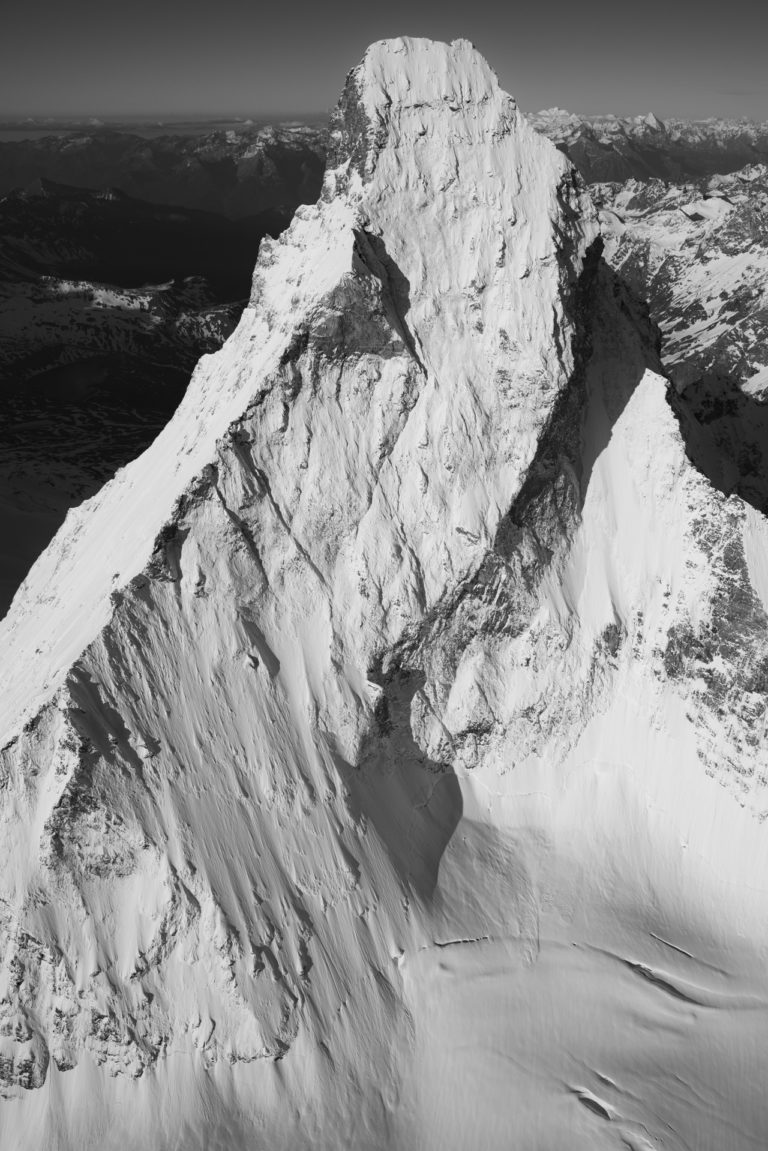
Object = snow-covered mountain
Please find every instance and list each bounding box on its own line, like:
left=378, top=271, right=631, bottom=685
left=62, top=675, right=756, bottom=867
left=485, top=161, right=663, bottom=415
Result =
left=529, top=107, right=768, bottom=183
left=3, top=37, right=768, bottom=1151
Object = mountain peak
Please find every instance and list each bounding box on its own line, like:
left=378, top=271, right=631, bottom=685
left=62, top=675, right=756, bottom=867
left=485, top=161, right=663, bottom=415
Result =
left=1, top=38, right=597, bottom=743
left=328, top=37, right=512, bottom=180
left=6, top=38, right=765, bottom=1151
left=642, top=111, right=664, bottom=130
left=353, top=36, right=504, bottom=112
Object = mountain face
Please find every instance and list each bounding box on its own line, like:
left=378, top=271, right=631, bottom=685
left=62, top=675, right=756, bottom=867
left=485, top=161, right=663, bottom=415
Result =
left=530, top=107, right=768, bottom=183
left=3, top=37, right=768, bottom=1151
left=0, top=124, right=327, bottom=218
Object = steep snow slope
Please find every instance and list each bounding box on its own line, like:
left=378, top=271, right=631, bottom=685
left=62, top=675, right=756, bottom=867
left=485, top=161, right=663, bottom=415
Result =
left=2, top=37, right=768, bottom=1151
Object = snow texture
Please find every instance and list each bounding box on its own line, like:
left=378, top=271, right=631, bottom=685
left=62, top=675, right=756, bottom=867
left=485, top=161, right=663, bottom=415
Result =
left=2, top=36, right=768, bottom=1151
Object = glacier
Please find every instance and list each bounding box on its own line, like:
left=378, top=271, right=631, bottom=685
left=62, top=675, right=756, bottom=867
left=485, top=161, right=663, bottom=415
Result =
left=2, top=36, right=768, bottom=1151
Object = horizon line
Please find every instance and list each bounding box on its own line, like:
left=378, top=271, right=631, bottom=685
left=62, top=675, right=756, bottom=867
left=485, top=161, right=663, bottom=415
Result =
left=0, top=108, right=766, bottom=126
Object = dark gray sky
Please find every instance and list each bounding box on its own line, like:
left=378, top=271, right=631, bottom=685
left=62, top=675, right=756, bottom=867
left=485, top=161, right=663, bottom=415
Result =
left=2, top=0, right=767, bottom=120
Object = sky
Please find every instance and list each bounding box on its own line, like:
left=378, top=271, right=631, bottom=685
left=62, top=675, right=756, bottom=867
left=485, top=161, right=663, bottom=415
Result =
left=2, top=0, right=767, bottom=120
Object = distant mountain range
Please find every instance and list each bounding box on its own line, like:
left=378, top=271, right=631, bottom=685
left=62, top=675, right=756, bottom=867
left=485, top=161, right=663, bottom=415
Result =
left=2, top=112, right=767, bottom=214
left=0, top=124, right=327, bottom=217
left=529, top=108, right=768, bottom=183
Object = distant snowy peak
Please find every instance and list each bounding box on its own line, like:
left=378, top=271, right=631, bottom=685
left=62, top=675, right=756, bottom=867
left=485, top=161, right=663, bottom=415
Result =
left=530, top=107, right=768, bottom=144
left=532, top=107, right=667, bottom=134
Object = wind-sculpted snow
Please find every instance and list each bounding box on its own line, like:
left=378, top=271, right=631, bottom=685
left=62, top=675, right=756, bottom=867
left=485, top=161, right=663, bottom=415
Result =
left=2, top=37, right=768, bottom=1151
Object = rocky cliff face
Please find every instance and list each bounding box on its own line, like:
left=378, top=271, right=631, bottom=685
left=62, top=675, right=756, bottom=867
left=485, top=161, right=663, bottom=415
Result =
left=2, top=38, right=768, bottom=1151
